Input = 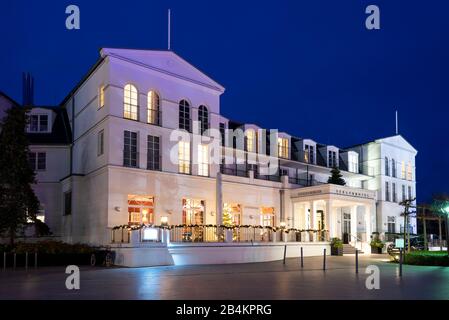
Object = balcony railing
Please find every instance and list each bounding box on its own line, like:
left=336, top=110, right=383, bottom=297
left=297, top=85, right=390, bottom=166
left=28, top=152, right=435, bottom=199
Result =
left=111, top=225, right=330, bottom=244
left=220, top=165, right=249, bottom=177
left=288, top=177, right=325, bottom=187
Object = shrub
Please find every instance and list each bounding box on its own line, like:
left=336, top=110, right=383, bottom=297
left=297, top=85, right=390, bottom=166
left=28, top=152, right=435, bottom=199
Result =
left=404, top=251, right=449, bottom=266
left=331, top=237, right=343, bottom=249
left=8, top=241, right=95, bottom=254
left=370, top=239, right=384, bottom=249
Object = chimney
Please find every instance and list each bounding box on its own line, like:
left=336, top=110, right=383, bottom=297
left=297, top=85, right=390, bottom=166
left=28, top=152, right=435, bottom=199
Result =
left=22, top=72, right=34, bottom=107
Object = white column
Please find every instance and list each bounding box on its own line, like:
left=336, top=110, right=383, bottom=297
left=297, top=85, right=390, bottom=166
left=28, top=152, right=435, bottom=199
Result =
left=308, top=201, right=315, bottom=229
left=364, top=203, right=374, bottom=239
left=325, top=200, right=333, bottom=238
left=216, top=172, right=223, bottom=225
left=351, top=205, right=358, bottom=243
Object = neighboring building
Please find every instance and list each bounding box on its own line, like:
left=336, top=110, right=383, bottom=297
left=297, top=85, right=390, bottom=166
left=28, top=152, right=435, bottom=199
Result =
left=22, top=48, right=417, bottom=251
left=347, top=136, right=418, bottom=238
left=0, top=91, right=19, bottom=127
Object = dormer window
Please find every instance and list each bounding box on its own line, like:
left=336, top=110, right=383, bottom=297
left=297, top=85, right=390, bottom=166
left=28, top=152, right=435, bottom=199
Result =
left=28, top=114, right=48, bottom=133
left=328, top=150, right=337, bottom=168
left=304, top=144, right=314, bottom=164
left=278, top=138, right=289, bottom=159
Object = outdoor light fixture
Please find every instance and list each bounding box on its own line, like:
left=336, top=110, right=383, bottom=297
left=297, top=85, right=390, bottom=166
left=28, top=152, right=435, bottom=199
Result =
left=280, top=221, right=286, bottom=228
left=161, top=216, right=169, bottom=226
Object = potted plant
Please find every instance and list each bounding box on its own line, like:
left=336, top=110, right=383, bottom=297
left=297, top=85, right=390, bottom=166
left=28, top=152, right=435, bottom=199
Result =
left=370, top=238, right=384, bottom=254
left=331, top=237, right=343, bottom=256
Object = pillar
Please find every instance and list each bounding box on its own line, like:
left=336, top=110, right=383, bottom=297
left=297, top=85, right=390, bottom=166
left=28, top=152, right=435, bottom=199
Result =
left=325, top=200, right=334, bottom=238
left=364, top=203, right=374, bottom=240
left=216, top=172, right=223, bottom=225
left=351, top=205, right=358, bottom=242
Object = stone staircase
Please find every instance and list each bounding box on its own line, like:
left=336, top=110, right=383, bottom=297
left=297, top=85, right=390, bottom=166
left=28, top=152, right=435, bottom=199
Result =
left=343, top=244, right=364, bottom=254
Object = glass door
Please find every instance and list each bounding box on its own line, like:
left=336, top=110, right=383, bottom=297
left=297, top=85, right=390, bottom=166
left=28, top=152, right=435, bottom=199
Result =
left=343, top=212, right=351, bottom=244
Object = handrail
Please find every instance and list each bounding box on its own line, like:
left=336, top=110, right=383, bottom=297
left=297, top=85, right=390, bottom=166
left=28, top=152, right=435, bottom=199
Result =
left=349, top=233, right=363, bottom=251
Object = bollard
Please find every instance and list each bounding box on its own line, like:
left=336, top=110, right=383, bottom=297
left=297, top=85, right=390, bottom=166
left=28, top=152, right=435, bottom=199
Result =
left=13, top=253, right=16, bottom=270
left=355, top=249, right=359, bottom=274
left=399, top=248, right=403, bottom=277
left=300, top=247, right=304, bottom=268
left=323, top=248, right=326, bottom=270
left=25, top=252, right=28, bottom=271
left=283, top=245, right=287, bottom=265
left=34, top=252, right=38, bottom=269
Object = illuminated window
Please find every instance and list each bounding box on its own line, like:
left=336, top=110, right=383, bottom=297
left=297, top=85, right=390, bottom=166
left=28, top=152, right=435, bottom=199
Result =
left=198, top=105, right=209, bottom=134
left=198, top=144, right=209, bottom=177
left=128, top=195, right=154, bottom=225
left=401, top=161, right=406, bottom=179
left=178, top=141, right=191, bottom=174
left=99, top=85, right=105, bottom=108
left=246, top=129, right=256, bottom=152
left=182, top=198, right=205, bottom=225
left=278, top=138, right=289, bottom=159
left=304, top=144, right=314, bottom=164
left=124, top=84, right=138, bottom=120
left=260, top=207, right=275, bottom=227
left=407, top=162, right=412, bottom=181
left=179, top=100, right=191, bottom=132
left=223, top=203, right=242, bottom=226
left=147, top=91, right=160, bottom=125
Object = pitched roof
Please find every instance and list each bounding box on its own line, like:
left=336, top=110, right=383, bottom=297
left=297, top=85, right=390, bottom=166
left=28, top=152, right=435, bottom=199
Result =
left=100, top=48, right=225, bottom=93
left=27, top=106, right=72, bottom=145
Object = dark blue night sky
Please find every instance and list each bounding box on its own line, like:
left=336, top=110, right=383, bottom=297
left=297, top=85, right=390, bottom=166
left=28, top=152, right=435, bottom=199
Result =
left=1, top=0, right=448, bottom=202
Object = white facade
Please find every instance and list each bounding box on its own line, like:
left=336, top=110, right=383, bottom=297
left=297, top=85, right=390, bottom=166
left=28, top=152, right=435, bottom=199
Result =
left=27, top=48, right=418, bottom=250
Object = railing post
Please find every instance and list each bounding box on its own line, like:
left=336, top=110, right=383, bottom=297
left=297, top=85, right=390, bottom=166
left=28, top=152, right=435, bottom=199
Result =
left=399, top=248, right=403, bottom=277
left=300, top=247, right=304, bottom=268
left=355, top=249, right=359, bottom=274
left=323, top=248, right=326, bottom=271
left=34, top=251, right=37, bottom=269
left=283, top=245, right=287, bottom=265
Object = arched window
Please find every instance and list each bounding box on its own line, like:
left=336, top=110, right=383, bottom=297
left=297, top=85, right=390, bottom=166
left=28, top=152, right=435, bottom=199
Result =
left=147, top=91, right=160, bottom=125
left=391, top=159, right=396, bottom=177
left=385, top=157, right=389, bottom=176
left=124, top=84, right=138, bottom=120
left=179, top=100, right=191, bottom=132
left=198, top=105, right=209, bottom=134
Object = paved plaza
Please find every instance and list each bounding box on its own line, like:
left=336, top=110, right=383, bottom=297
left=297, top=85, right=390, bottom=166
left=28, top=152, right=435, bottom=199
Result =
left=0, top=254, right=448, bottom=299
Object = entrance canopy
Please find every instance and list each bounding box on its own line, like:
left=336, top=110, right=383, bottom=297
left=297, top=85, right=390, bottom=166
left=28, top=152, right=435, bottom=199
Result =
left=289, top=184, right=376, bottom=245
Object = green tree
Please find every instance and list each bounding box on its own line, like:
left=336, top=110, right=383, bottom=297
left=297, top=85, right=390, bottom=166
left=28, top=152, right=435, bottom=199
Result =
left=327, top=167, right=346, bottom=186
left=0, top=106, right=40, bottom=245
left=223, top=209, right=233, bottom=227
left=430, top=193, right=449, bottom=256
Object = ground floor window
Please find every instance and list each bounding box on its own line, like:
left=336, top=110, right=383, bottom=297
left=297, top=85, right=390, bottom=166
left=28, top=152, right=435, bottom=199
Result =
left=182, top=198, right=205, bottom=225
left=387, top=216, right=396, bottom=233
left=260, top=207, right=275, bottom=227
left=223, top=203, right=242, bottom=226
left=128, top=195, right=154, bottom=225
